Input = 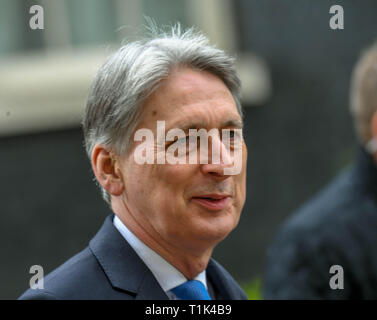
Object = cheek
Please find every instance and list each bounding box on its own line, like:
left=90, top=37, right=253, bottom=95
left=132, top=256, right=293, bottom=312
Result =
left=128, top=164, right=193, bottom=206
left=157, top=165, right=196, bottom=206
left=125, top=172, right=149, bottom=206
left=239, top=170, right=247, bottom=206
left=160, top=163, right=196, bottom=186
left=122, top=161, right=155, bottom=201
left=234, top=152, right=247, bottom=210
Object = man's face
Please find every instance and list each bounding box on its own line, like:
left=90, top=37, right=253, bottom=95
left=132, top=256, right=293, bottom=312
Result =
left=118, top=67, right=247, bottom=252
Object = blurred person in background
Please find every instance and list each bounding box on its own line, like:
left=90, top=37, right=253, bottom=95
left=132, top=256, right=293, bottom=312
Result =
left=264, top=41, right=377, bottom=299
left=18, top=24, right=248, bottom=300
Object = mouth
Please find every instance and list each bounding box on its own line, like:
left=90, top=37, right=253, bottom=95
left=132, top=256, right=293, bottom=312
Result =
left=190, top=194, right=231, bottom=211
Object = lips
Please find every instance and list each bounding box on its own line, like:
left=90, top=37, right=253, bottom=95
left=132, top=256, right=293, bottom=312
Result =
left=191, top=194, right=231, bottom=211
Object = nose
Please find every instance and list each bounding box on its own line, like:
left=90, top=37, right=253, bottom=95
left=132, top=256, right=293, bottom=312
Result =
left=200, top=133, right=234, bottom=178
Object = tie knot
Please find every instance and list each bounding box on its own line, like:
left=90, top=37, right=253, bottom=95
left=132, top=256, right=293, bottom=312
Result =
left=171, top=280, right=211, bottom=300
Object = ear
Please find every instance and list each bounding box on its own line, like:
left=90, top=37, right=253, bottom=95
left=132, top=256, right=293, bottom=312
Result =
left=91, top=145, right=124, bottom=197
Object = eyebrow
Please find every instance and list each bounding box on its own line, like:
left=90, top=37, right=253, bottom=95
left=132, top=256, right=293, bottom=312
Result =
left=169, top=118, right=244, bottom=133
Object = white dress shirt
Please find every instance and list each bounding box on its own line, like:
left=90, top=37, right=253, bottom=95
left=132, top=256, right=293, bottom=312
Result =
left=113, top=215, right=208, bottom=300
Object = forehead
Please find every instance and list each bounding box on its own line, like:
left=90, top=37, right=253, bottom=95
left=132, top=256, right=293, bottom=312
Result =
left=140, top=67, right=241, bottom=129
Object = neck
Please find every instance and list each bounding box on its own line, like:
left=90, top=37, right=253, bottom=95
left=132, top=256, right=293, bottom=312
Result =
left=111, top=196, right=215, bottom=279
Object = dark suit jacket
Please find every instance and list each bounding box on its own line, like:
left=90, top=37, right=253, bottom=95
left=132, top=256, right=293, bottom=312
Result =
left=19, top=214, right=247, bottom=300
left=264, top=147, right=377, bottom=299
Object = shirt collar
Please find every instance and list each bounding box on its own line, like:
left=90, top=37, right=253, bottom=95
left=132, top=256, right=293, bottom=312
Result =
left=113, top=215, right=207, bottom=293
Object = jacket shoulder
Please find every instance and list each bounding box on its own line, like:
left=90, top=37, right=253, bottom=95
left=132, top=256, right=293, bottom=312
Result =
left=208, top=259, right=248, bottom=300
left=18, top=246, right=130, bottom=300
left=264, top=167, right=377, bottom=299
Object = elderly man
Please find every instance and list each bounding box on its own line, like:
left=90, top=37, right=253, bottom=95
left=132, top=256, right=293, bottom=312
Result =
left=264, top=41, right=377, bottom=299
left=19, top=25, right=248, bottom=300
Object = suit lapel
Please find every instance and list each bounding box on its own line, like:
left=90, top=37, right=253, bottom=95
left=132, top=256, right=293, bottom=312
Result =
left=89, top=214, right=169, bottom=300
left=89, top=214, right=243, bottom=300
left=206, top=258, right=242, bottom=300
left=135, top=271, right=169, bottom=300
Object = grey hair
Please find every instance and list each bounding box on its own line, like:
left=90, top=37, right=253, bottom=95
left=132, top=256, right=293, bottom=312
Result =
left=350, top=40, right=377, bottom=143
left=82, top=23, right=242, bottom=205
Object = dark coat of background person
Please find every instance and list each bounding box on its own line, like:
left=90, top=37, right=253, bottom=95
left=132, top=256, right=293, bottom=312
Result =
left=264, top=148, right=377, bottom=299
left=4, top=0, right=377, bottom=299
left=19, top=214, right=247, bottom=300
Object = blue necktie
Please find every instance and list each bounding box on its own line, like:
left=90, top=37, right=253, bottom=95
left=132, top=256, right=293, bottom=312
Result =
left=171, top=280, right=211, bottom=300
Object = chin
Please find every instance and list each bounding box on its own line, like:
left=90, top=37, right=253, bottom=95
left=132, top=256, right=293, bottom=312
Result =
left=196, top=215, right=238, bottom=243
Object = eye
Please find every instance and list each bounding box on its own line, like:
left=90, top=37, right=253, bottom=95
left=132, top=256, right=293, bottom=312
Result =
left=222, top=129, right=237, bottom=140
left=168, top=136, right=197, bottom=150
left=222, top=129, right=242, bottom=149
left=176, top=136, right=190, bottom=144
left=166, top=136, right=187, bottom=147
